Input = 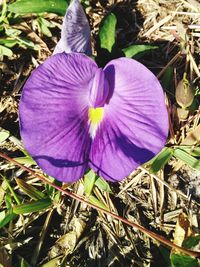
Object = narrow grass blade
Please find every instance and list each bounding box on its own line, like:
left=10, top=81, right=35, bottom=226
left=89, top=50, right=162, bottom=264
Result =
left=13, top=198, right=52, bottom=214
left=95, top=177, right=112, bottom=193
left=0, top=212, right=16, bottom=228
left=150, top=147, right=174, bottom=173
left=122, top=44, right=158, bottom=58
left=14, top=156, right=36, bottom=165
left=88, top=195, right=109, bottom=211
left=178, top=146, right=200, bottom=157
left=84, top=169, right=97, bottom=196
left=16, top=178, right=46, bottom=200
left=174, top=149, right=200, bottom=170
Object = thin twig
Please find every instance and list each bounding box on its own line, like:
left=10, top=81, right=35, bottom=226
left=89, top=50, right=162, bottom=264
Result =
left=0, top=152, right=200, bottom=258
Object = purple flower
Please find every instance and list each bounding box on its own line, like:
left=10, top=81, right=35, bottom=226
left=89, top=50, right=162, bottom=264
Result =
left=19, top=52, right=168, bottom=182
left=19, top=0, right=168, bottom=183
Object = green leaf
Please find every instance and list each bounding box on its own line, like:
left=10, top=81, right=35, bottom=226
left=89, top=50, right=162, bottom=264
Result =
left=5, top=28, right=22, bottom=37
left=170, top=254, right=199, bottom=267
left=161, top=66, right=174, bottom=93
left=16, top=178, right=46, bottom=200
left=0, top=129, right=9, bottom=143
left=99, top=13, right=117, bottom=53
left=13, top=198, right=52, bottom=214
left=122, top=44, right=158, bottom=58
left=20, top=257, right=31, bottom=267
left=178, top=146, right=200, bottom=157
left=84, top=169, right=97, bottom=196
left=0, top=38, right=18, bottom=48
left=0, top=45, right=13, bottom=57
left=183, top=235, right=200, bottom=249
left=8, top=0, right=68, bottom=15
left=0, top=212, right=16, bottom=228
left=0, top=0, right=7, bottom=23
left=16, top=37, right=39, bottom=50
left=150, top=147, right=174, bottom=173
left=39, top=20, right=52, bottom=37
left=14, top=156, right=36, bottom=165
left=95, top=177, right=112, bottom=193
left=174, top=149, right=200, bottom=170
left=88, top=195, right=109, bottom=211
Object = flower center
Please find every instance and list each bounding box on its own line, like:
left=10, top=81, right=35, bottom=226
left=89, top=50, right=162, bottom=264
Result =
left=89, top=68, right=109, bottom=108
left=88, top=107, right=104, bottom=138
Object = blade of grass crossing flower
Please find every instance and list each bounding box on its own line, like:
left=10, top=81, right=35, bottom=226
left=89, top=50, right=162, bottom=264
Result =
left=84, top=169, right=97, bottom=196
left=8, top=0, right=69, bottom=15
left=174, top=149, right=200, bottom=170
left=16, top=178, right=46, bottom=200
left=99, top=13, right=117, bottom=53
left=150, top=147, right=174, bottom=173
left=13, top=198, right=52, bottom=214
left=95, top=177, right=112, bottom=193
left=122, top=44, right=158, bottom=58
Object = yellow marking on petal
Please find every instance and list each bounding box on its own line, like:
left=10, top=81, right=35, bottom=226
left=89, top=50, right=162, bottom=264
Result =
left=88, top=107, right=104, bottom=138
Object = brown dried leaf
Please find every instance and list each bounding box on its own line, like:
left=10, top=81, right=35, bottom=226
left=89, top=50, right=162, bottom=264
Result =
left=172, top=212, right=192, bottom=254
left=181, top=124, right=200, bottom=146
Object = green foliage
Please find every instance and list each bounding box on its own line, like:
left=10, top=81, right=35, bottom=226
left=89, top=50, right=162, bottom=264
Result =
left=99, top=13, right=117, bottom=53
left=14, top=156, right=36, bottom=165
left=84, top=169, right=97, bottom=196
left=122, top=44, right=158, bottom=58
left=174, top=149, right=200, bottom=170
left=13, top=198, right=52, bottom=214
left=16, top=178, right=46, bottom=200
left=88, top=195, right=109, bottom=211
left=170, top=254, right=199, bottom=267
left=0, top=194, right=16, bottom=228
left=161, top=66, right=174, bottom=94
left=183, top=235, right=200, bottom=249
left=150, top=147, right=174, bottom=173
left=8, top=0, right=68, bottom=15
left=0, top=44, right=13, bottom=56
left=36, top=17, right=56, bottom=37
left=95, top=176, right=112, bottom=193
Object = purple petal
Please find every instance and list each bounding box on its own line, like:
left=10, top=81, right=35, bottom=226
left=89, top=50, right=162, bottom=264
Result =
left=89, top=68, right=109, bottom=108
left=19, top=53, right=98, bottom=182
left=54, top=0, right=92, bottom=56
left=89, top=58, right=169, bottom=181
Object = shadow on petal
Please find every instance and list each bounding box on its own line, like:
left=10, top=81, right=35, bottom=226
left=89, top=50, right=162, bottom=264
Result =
left=89, top=130, right=155, bottom=182
left=34, top=155, right=87, bottom=168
